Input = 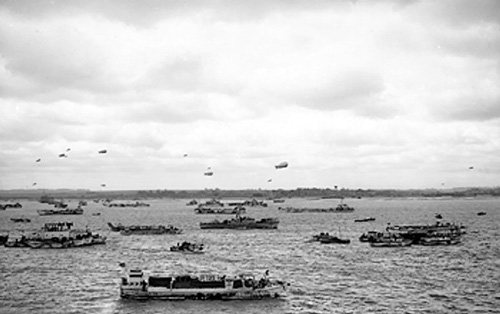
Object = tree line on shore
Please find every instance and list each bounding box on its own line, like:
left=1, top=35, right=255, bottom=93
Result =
left=1, top=187, right=500, bottom=201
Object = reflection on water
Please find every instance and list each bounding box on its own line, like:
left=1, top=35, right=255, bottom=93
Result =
left=0, top=198, right=499, bottom=314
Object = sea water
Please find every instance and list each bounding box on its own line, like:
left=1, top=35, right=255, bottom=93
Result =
left=0, top=197, right=498, bottom=314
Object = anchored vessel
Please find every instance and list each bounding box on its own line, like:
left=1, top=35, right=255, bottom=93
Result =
left=385, top=222, right=465, bottom=244
left=105, top=201, right=150, bottom=207
left=37, top=207, right=83, bottom=216
left=226, top=199, right=268, bottom=207
left=278, top=203, right=354, bottom=213
left=120, top=269, right=287, bottom=300
left=194, top=206, right=246, bottom=214
left=10, top=218, right=31, bottom=223
left=108, top=223, right=182, bottom=235
left=310, top=232, right=350, bottom=244
left=170, top=242, right=205, bottom=254
left=5, top=222, right=106, bottom=249
left=200, top=215, right=279, bottom=229
left=0, top=202, right=22, bottom=210
left=354, top=217, right=376, bottom=223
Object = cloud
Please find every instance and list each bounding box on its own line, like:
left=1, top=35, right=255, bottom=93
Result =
left=1, top=0, right=499, bottom=189
left=1, top=0, right=349, bottom=26
left=439, top=93, right=500, bottom=122
left=408, top=0, right=500, bottom=27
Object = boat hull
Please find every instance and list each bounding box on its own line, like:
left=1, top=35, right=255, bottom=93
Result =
left=200, top=218, right=279, bottom=230
left=37, top=209, right=83, bottom=216
left=319, top=238, right=350, bottom=244
left=420, top=237, right=460, bottom=246
left=354, top=218, right=375, bottom=222
left=200, top=223, right=278, bottom=230
left=195, top=208, right=246, bottom=214
left=120, top=285, right=285, bottom=300
left=370, top=240, right=412, bottom=247
left=120, top=229, right=181, bottom=235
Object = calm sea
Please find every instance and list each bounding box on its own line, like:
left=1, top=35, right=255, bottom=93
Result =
left=0, top=197, right=499, bottom=314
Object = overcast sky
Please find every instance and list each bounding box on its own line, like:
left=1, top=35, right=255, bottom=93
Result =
left=1, top=0, right=499, bottom=191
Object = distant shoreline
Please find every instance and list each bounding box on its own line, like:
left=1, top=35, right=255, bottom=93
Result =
left=1, top=187, right=499, bottom=201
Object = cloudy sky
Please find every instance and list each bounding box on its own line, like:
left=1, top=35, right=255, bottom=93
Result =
left=1, top=0, right=499, bottom=191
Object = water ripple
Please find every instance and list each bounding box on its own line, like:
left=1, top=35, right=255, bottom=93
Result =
left=0, top=198, right=499, bottom=314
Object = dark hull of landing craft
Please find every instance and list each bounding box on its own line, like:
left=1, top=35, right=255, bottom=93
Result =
left=200, top=219, right=279, bottom=230
left=37, top=208, right=83, bottom=216
left=354, top=217, right=376, bottom=222
left=319, top=236, right=351, bottom=244
left=120, top=287, right=284, bottom=300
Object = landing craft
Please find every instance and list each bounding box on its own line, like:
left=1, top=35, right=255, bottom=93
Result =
left=101, top=184, right=106, bottom=187
left=58, top=153, right=67, bottom=158
left=469, top=166, right=474, bottom=170
left=275, top=161, right=288, bottom=169
left=268, top=178, right=273, bottom=182
left=183, top=154, right=188, bottom=157
left=98, top=149, right=107, bottom=154
left=36, top=158, right=41, bottom=162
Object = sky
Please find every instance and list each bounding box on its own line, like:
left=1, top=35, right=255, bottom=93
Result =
left=1, top=0, right=499, bottom=191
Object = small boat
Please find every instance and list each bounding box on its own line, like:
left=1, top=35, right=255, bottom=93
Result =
left=0, top=202, right=22, bottom=210
left=53, top=201, right=68, bottom=208
left=106, top=201, right=150, bottom=207
left=310, top=232, right=328, bottom=242
left=477, top=212, right=486, bottom=216
left=196, top=199, right=224, bottom=207
left=37, top=206, right=83, bottom=216
left=119, top=268, right=287, bottom=300
left=311, top=231, right=350, bottom=244
left=195, top=206, right=246, bottom=214
left=319, top=235, right=350, bottom=244
left=92, top=213, right=101, bottom=216
left=435, top=214, right=443, bottom=219
left=231, top=199, right=268, bottom=207
left=354, top=217, right=375, bottom=223
left=170, top=242, right=205, bottom=254
left=200, top=215, right=279, bottom=230
left=109, top=222, right=181, bottom=235
left=10, top=218, right=31, bottom=223
left=120, top=225, right=182, bottom=236
left=108, top=222, right=125, bottom=231
left=335, top=203, right=355, bottom=212
left=5, top=235, right=27, bottom=247
left=278, top=203, right=354, bottom=213
left=272, top=199, right=285, bottom=203
left=274, top=161, right=288, bottom=169
left=39, top=195, right=55, bottom=204
left=359, top=231, right=382, bottom=243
